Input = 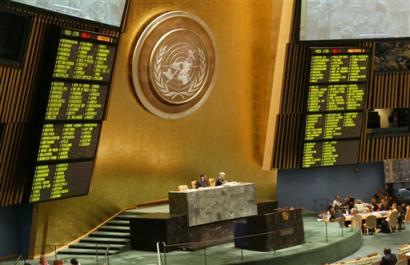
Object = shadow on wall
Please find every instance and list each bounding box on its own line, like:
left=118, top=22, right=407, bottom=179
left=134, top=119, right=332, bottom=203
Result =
left=277, top=162, right=385, bottom=211
left=0, top=204, right=32, bottom=258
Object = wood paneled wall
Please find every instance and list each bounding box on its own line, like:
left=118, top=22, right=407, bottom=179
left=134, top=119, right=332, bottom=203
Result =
left=0, top=3, right=119, bottom=206
left=272, top=2, right=410, bottom=169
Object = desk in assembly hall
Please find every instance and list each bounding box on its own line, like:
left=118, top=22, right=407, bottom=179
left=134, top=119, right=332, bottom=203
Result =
left=168, top=182, right=258, bottom=226
left=130, top=183, right=258, bottom=251
left=343, top=210, right=389, bottom=221
left=318, top=210, right=390, bottom=222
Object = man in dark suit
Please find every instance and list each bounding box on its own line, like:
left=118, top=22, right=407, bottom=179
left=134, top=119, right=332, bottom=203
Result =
left=195, top=174, right=209, bottom=188
left=380, top=248, right=397, bottom=265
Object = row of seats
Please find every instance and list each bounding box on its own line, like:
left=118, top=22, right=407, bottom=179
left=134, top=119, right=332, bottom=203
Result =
left=350, top=211, right=399, bottom=234
left=329, top=244, right=410, bottom=265
left=328, top=253, right=381, bottom=265
left=398, top=243, right=410, bottom=263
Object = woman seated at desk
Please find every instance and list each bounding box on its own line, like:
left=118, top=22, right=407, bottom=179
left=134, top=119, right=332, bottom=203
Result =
left=216, top=172, right=226, bottom=186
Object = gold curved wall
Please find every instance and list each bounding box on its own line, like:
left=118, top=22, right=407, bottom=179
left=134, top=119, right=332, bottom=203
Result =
left=34, top=0, right=283, bottom=251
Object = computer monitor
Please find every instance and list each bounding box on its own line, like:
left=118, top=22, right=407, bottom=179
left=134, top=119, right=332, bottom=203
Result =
left=0, top=8, right=32, bottom=66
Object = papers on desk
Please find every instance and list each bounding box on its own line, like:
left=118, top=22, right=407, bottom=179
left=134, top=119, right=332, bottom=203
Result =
left=223, top=181, right=240, bottom=186
left=343, top=210, right=389, bottom=221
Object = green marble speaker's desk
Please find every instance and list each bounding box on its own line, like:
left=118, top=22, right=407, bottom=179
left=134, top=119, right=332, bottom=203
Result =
left=169, top=182, right=257, bottom=227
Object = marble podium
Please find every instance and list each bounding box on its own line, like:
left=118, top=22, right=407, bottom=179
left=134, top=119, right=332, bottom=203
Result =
left=169, top=183, right=258, bottom=226
left=130, top=213, right=234, bottom=251
left=245, top=208, right=305, bottom=251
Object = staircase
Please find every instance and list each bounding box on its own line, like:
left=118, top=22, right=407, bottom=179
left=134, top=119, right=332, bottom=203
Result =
left=57, top=209, right=144, bottom=257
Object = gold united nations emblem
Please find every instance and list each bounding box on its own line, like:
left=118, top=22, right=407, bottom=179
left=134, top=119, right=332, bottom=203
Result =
left=131, top=11, right=216, bottom=119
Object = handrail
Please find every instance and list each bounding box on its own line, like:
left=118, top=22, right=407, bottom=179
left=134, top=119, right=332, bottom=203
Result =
left=136, top=198, right=168, bottom=208
left=32, top=200, right=163, bottom=259
left=156, top=241, right=166, bottom=265
left=158, top=228, right=288, bottom=249
left=13, top=254, right=23, bottom=265
left=25, top=243, right=110, bottom=265
left=155, top=220, right=352, bottom=264
left=104, top=244, right=110, bottom=265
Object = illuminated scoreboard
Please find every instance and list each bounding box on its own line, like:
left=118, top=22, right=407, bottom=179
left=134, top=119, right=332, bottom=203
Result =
left=309, top=48, right=368, bottom=83
left=37, top=123, right=100, bottom=161
left=304, top=112, right=362, bottom=141
left=45, top=82, right=108, bottom=121
left=29, top=161, right=93, bottom=203
left=53, top=29, right=116, bottom=82
left=302, top=140, right=360, bottom=168
left=29, top=28, right=118, bottom=203
left=302, top=47, right=370, bottom=168
left=307, top=84, right=365, bottom=112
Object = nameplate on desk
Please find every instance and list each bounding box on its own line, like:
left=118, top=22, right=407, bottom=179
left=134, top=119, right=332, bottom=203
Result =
left=280, top=227, right=294, bottom=236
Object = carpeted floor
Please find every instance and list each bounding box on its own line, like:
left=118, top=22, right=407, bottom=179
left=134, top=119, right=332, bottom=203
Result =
left=3, top=212, right=410, bottom=265
left=339, top=225, right=410, bottom=261
left=1, top=216, right=360, bottom=265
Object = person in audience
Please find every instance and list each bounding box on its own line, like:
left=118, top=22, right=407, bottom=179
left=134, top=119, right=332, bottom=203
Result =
left=332, top=195, right=342, bottom=209
left=215, top=172, right=226, bottom=186
left=342, top=195, right=355, bottom=211
left=380, top=247, right=397, bottom=265
left=70, top=258, right=80, bottom=265
left=39, top=255, right=49, bottom=265
left=371, top=195, right=380, bottom=210
left=375, top=188, right=388, bottom=199
left=195, top=174, right=209, bottom=188
left=379, top=197, right=389, bottom=211
left=326, top=204, right=339, bottom=221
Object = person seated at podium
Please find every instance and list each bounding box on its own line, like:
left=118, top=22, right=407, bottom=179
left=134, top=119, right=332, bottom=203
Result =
left=195, top=174, right=209, bottom=188
left=215, top=172, right=226, bottom=186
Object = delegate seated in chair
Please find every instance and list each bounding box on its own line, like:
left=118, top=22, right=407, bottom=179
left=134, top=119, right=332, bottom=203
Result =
left=216, top=172, right=226, bottom=186
left=195, top=174, right=209, bottom=188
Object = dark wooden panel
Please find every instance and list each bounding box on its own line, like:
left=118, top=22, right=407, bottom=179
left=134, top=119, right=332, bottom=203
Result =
left=130, top=213, right=234, bottom=251
left=272, top=114, right=304, bottom=169
left=0, top=3, right=120, bottom=206
left=273, top=0, right=410, bottom=169
left=362, top=135, right=410, bottom=163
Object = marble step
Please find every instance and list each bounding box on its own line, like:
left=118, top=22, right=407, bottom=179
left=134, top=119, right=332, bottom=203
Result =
left=106, top=219, right=130, bottom=226
left=116, top=214, right=142, bottom=220
left=89, top=231, right=130, bottom=238
left=99, top=225, right=130, bottom=232
left=69, top=242, right=126, bottom=250
left=80, top=236, right=129, bottom=244
left=58, top=247, right=116, bottom=256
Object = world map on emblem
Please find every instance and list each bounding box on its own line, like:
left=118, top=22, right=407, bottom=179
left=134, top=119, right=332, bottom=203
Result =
left=151, top=41, right=207, bottom=104
left=131, top=11, right=216, bottom=119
